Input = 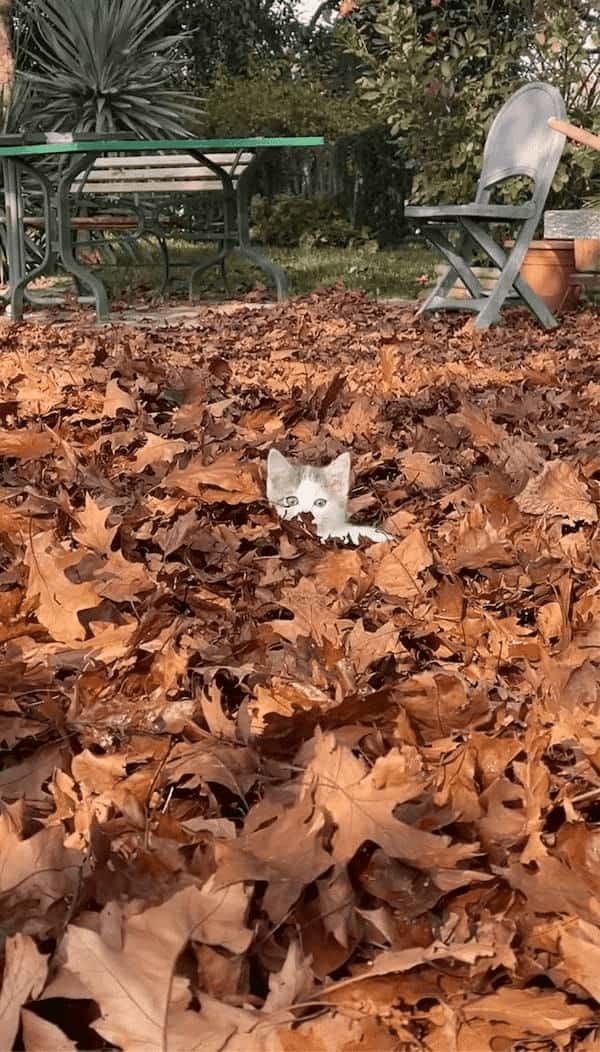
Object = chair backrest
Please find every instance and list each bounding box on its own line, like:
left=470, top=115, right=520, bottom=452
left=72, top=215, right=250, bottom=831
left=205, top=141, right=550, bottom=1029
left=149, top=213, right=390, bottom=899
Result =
left=71, top=151, right=255, bottom=195
left=476, top=82, right=566, bottom=207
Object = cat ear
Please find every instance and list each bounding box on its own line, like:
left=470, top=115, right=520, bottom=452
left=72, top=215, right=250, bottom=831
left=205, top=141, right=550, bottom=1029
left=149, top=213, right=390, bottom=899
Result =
left=267, top=448, right=293, bottom=481
left=267, top=449, right=297, bottom=502
left=323, top=452, right=351, bottom=497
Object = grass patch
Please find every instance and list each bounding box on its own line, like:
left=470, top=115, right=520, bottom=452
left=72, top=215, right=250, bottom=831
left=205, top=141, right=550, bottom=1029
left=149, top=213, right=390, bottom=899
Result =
left=96, top=240, right=436, bottom=303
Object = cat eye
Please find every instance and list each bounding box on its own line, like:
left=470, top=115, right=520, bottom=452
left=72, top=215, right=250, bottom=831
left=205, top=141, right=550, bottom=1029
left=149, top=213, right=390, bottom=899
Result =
left=313, top=498, right=327, bottom=508
left=282, top=496, right=299, bottom=507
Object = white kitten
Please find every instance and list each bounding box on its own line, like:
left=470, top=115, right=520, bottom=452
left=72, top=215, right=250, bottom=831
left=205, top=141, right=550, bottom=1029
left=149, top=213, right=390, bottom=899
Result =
left=266, top=449, right=391, bottom=544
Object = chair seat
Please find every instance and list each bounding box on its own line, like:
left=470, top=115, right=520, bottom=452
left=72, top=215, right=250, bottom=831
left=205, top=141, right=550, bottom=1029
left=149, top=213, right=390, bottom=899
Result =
left=405, top=202, right=536, bottom=221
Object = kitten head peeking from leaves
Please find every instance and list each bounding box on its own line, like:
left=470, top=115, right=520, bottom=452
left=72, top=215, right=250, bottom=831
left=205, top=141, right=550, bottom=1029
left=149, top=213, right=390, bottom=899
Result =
left=266, top=448, right=391, bottom=545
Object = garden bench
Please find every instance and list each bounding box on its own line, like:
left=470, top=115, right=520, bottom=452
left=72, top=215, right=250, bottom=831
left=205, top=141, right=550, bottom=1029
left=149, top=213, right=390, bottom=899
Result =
left=24, top=150, right=256, bottom=294
left=0, top=135, right=324, bottom=321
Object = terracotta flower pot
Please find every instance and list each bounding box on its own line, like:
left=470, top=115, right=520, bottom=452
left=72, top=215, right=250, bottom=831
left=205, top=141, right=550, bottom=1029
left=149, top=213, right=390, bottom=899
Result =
left=505, top=238, right=579, bottom=313
left=435, top=264, right=500, bottom=299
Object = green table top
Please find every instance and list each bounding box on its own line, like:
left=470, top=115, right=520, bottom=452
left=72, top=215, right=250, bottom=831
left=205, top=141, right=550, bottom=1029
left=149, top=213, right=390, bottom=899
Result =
left=0, top=135, right=325, bottom=158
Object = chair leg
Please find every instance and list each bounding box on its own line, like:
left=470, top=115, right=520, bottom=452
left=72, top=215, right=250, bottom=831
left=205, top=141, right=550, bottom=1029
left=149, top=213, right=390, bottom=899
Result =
left=417, top=228, right=482, bottom=316
left=460, top=219, right=558, bottom=329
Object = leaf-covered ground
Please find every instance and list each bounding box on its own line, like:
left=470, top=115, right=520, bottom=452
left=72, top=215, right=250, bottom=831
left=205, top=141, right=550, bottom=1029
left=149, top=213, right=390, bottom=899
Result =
left=2, top=287, right=600, bottom=1051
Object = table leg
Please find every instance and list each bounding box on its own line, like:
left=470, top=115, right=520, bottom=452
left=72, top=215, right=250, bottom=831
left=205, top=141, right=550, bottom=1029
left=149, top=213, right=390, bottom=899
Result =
left=56, top=153, right=110, bottom=323
left=188, top=151, right=289, bottom=301
left=2, top=158, right=64, bottom=318
left=235, top=164, right=288, bottom=299
left=187, top=151, right=237, bottom=300
left=2, top=158, right=26, bottom=318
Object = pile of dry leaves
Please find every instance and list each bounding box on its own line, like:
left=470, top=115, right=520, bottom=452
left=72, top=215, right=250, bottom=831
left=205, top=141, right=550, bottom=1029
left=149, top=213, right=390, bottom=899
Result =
left=1, top=286, right=600, bottom=1050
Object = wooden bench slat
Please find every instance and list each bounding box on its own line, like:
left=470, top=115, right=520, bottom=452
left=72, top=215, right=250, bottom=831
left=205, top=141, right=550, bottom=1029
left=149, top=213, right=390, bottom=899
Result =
left=87, top=152, right=254, bottom=168
left=24, top=215, right=139, bottom=229
left=75, top=179, right=229, bottom=193
left=544, top=209, right=600, bottom=239
left=78, top=167, right=225, bottom=181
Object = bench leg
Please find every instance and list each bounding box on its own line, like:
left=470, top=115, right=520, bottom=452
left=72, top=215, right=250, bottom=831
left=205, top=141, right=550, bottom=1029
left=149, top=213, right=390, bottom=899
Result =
left=156, top=235, right=171, bottom=296
left=188, top=244, right=230, bottom=301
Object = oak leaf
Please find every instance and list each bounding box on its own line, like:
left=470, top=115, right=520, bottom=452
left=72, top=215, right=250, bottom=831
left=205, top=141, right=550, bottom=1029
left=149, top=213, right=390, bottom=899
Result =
left=163, top=450, right=261, bottom=503
left=73, top=493, right=118, bottom=553
left=45, top=885, right=251, bottom=1050
left=0, top=817, right=82, bottom=937
left=559, top=919, right=600, bottom=1002
left=24, top=531, right=102, bottom=643
left=516, top=460, right=597, bottom=524
left=0, top=935, right=47, bottom=1050
left=302, top=732, right=476, bottom=870
left=21, top=1009, right=77, bottom=1051
left=213, top=791, right=332, bottom=922
left=0, top=428, right=57, bottom=459
left=94, top=549, right=154, bottom=601
left=463, top=986, right=591, bottom=1034
left=399, top=449, right=444, bottom=489
left=133, top=432, right=187, bottom=470
left=373, top=528, right=433, bottom=598
left=344, top=620, right=404, bottom=675
left=102, top=377, right=137, bottom=416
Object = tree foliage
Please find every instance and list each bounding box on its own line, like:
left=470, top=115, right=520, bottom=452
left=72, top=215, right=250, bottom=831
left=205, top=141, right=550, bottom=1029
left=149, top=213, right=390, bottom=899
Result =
left=163, top=0, right=302, bottom=86
left=343, top=0, right=600, bottom=206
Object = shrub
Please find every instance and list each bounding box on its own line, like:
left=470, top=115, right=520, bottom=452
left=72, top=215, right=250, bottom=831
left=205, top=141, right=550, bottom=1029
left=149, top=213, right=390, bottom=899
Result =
left=18, top=0, right=197, bottom=137
left=251, top=194, right=374, bottom=248
left=203, top=65, right=372, bottom=139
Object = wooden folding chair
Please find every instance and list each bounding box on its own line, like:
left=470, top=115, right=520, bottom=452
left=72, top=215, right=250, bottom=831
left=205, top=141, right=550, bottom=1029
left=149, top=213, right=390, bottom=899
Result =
left=406, top=82, right=567, bottom=329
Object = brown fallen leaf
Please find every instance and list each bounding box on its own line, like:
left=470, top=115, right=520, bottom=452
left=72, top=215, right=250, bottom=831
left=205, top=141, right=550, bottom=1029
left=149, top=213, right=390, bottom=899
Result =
left=321, top=937, right=496, bottom=996
left=301, top=732, right=476, bottom=870
left=102, top=377, right=137, bottom=416
left=24, top=530, right=102, bottom=643
left=399, top=449, right=444, bottom=489
left=133, top=431, right=187, bottom=470
left=0, top=816, right=82, bottom=938
left=0, top=428, right=58, bottom=459
left=249, top=678, right=335, bottom=735
left=263, top=939, right=314, bottom=1013
left=0, top=934, right=47, bottom=1050
left=373, top=528, right=433, bottom=598
left=94, top=549, right=154, bottom=601
left=516, top=459, right=597, bottom=524
left=163, top=450, right=261, bottom=503
left=44, top=884, right=251, bottom=1049
left=20, top=1009, right=78, bottom=1051
left=559, top=919, right=600, bottom=1002
left=462, top=985, right=591, bottom=1035
left=73, top=493, right=118, bottom=553
left=344, top=620, right=404, bottom=676
left=213, top=791, right=332, bottom=922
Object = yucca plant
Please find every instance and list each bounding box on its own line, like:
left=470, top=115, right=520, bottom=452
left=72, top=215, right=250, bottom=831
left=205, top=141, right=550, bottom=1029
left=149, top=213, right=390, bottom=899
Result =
left=19, top=0, right=199, bottom=137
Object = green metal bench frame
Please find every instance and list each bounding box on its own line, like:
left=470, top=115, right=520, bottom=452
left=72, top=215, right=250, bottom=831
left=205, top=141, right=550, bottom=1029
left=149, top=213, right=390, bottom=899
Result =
left=0, top=135, right=325, bottom=322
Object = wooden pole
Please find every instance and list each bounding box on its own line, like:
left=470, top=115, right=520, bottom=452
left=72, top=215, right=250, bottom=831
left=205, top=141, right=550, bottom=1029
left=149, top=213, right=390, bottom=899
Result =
left=548, top=117, right=600, bottom=153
